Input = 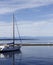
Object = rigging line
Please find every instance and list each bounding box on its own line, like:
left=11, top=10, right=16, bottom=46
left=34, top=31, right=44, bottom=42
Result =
left=13, top=14, right=15, bottom=47
left=15, top=22, right=22, bottom=44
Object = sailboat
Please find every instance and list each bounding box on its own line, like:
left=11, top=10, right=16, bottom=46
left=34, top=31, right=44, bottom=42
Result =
left=0, top=14, right=21, bottom=52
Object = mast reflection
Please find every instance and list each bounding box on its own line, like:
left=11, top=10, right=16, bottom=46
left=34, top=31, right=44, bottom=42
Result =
left=0, top=50, right=22, bottom=65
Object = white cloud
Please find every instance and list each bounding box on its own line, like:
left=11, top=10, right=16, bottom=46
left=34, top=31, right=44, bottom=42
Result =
left=0, top=0, right=53, bottom=14
left=16, top=19, right=53, bottom=36
left=0, top=0, right=53, bottom=37
left=0, top=19, right=53, bottom=37
left=0, top=7, right=19, bottom=14
left=0, top=22, right=13, bottom=37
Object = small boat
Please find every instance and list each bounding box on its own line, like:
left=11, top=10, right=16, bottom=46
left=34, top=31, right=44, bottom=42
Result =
left=0, top=14, right=21, bottom=52
left=0, top=44, right=21, bottom=52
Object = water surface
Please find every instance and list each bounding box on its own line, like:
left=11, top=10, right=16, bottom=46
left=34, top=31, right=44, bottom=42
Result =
left=0, top=46, right=53, bottom=65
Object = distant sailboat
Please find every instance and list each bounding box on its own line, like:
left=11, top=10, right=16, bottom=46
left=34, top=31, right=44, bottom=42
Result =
left=0, top=14, right=21, bottom=52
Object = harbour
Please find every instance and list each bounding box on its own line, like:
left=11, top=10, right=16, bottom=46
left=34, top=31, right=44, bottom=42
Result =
left=0, top=0, right=53, bottom=65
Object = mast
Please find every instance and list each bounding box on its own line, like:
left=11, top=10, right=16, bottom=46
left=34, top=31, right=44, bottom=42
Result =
left=13, top=14, right=15, bottom=46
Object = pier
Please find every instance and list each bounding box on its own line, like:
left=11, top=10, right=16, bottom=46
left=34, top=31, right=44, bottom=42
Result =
left=0, top=43, right=53, bottom=46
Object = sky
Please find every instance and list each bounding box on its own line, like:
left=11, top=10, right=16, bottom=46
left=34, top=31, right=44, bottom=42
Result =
left=0, top=0, right=53, bottom=37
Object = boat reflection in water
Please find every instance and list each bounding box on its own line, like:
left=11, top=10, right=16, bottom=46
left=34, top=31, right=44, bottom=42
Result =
left=0, top=50, right=22, bottom=65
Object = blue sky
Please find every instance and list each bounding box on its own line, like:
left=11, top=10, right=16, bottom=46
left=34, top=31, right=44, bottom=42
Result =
left=0, top=0, right=53, bottom=37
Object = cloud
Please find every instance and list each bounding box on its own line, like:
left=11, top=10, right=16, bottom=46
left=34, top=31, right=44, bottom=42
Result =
left=0, top=19, right=53, bottom=37
left=16, top=19, right=53, bottom=36
left=0, top=0, right=53, bottom=14
left=0, top=22, right=13, bottom=37
left=0, top=7, right=18, bottom=14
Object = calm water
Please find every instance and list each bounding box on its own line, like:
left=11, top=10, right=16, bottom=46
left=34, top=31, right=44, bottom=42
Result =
left=0, top=46, right=53, bottom=65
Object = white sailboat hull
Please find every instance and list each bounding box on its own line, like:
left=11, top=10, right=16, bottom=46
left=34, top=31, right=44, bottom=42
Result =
left=0, top=45, right=21, bottom=52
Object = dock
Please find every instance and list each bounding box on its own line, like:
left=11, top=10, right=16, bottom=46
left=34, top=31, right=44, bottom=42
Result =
left=0, top=44, right=53, bottom=46
left=21, top=44, right=53, bottom=46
